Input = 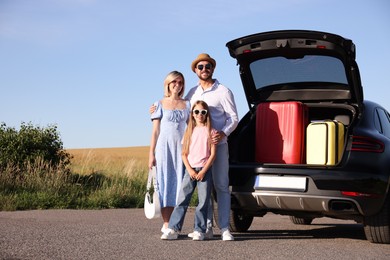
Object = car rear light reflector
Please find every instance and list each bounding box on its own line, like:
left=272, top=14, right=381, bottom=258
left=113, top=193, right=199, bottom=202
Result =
left=351, top=136, right=384, bottom=153
left=341, top=191, right=379, bottom=198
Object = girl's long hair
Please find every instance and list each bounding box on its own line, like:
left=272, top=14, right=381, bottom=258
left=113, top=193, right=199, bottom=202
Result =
left=182, top=100, right=212, bottom=156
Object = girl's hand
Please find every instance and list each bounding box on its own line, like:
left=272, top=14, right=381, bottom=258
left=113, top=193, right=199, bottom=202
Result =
left=189, top=169, right=198, bottom=180
left=196, top=171, right=205, bottom=181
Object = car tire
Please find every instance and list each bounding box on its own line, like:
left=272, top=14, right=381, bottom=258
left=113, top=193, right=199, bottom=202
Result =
left=211, top=191, right=254, bottom=232
left=229, top=209, right=254, bottom=232
left=289, top=216, right=314, bottom=225
left=363, top=195, right=390, bottom=244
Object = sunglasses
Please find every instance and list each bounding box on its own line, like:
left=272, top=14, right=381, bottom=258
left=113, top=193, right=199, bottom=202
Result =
left=193, top=109, right=208, bottom=115
left=197, top=64, right=212, bottom=71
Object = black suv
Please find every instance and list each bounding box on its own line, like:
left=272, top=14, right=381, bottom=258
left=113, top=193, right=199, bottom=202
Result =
left=225, top=30, right=390, bottom=244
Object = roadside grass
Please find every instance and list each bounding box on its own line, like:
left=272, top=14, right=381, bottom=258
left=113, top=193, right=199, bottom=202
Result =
left=0, top=147, right=149, bottom=211
left=0, top=146, right=197, bottom=211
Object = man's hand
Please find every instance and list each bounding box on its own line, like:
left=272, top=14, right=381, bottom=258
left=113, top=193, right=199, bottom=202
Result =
left=211, top=131, right=225, bottom=145
left=149, top=104, right=156, bottom=114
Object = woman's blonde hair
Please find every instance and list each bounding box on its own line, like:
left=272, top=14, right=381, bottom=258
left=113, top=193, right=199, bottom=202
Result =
left=163, top=71, right=185, bottom=97
left=182, top=100, right=212, bottom=156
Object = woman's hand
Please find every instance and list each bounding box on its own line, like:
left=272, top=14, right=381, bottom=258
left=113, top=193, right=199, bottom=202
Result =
left=148, top=154, right=156, bottom=169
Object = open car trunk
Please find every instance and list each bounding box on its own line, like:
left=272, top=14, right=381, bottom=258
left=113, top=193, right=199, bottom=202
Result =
left=228, top=102, right=356, bottom=166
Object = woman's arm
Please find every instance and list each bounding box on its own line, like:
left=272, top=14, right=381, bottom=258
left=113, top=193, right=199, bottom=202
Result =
left=148, top=119, right=160, bottom=169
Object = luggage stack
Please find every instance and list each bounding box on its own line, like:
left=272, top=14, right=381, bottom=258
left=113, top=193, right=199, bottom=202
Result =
left=255, top=101, right=346, bottom=165
left=255, top=101, right=308, bottom=164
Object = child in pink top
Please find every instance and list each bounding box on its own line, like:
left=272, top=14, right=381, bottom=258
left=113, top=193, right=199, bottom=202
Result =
left=161, top=100, right=217, bottom=241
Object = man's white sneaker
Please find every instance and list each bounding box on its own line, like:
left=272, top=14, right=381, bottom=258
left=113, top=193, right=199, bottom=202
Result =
left=221, top=229, right=234, bottom=241
left=188, top=228, right=213, bottom=239
left=161, top=229, right=178, bottom=240
left=192, top=231, right=204, bottom=241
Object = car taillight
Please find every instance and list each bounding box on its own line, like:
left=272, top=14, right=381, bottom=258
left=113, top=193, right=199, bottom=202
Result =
left=351, top=136, right=384, bottom=153
left=341, top=191, right=380, bottom=198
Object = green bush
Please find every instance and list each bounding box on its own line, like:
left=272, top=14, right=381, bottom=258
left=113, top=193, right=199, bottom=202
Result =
left=0, top=122, right=72, bottom=173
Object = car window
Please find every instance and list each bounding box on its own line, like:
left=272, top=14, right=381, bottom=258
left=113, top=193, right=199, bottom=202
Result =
left=377, top=108, right=390, bottom=139
left=249, top=55, right=348, bottom=89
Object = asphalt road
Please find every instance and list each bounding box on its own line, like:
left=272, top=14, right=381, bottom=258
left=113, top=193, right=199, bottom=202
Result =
left=1, top=208, right=389, bottom=260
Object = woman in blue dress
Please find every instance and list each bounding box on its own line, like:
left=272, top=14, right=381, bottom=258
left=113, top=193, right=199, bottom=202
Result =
left=149, top=71, right=190, bottom=233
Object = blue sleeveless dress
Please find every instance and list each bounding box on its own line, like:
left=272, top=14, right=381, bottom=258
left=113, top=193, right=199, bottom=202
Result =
left=151, top=100, right=190, bottom=207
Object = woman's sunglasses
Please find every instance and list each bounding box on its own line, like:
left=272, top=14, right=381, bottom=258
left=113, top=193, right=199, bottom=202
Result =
left=197, top=64, right=212, bottom=71
left=193, top=109, right=208, bottom=115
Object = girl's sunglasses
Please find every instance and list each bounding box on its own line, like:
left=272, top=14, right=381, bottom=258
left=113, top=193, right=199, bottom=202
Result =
left=193, top=109, right=208, bottom=115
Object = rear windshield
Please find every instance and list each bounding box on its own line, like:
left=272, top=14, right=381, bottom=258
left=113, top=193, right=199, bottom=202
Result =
left=250, top=55, right=348, bottom=89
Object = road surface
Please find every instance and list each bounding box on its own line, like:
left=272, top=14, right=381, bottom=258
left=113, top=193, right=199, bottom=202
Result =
left=1, top=208, right=389, bottom=259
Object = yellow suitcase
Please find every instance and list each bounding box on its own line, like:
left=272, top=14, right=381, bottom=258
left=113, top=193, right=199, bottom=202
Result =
left=306, top=120, right=345, bottom=165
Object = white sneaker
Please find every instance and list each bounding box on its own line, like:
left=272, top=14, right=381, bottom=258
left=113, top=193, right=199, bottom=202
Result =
left=221, top=229, right=234, bottom=241
left=192, top=231, right=204, bottom=241
left=188, top=228, right=213, bottom=239
left=161, top=229, right=178, bottom=240
left=161, top=225, right=169, bottom=233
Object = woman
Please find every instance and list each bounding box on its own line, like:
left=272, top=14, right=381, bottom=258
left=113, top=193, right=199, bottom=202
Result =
left=149, top=71, right=190, bottom=233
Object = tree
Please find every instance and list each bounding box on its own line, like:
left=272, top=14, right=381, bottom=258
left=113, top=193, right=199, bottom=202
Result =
left=0, top=122, right=72, bottom=172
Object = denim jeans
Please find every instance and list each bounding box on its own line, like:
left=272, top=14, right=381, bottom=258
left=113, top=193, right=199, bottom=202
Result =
left=207, top=143, right=230, bottom=230
left=168, top=166, right=212, bottom=233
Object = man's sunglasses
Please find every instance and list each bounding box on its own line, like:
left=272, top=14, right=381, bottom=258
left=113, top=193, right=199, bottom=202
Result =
left=197, top=64, right=212, bottom=71
left=193, top=109, right=208, bottom=115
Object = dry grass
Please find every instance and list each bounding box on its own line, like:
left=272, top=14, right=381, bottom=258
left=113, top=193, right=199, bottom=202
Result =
left=66, top=146, right=149, bottom=176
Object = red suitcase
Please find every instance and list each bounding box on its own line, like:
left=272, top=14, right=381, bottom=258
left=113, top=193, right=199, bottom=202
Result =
left=255, top=101, right=308, bottom=164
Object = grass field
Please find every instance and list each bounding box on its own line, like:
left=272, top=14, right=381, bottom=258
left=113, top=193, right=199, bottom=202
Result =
left=0, top=146, right=151, bottom=210
left=66, top=146, right=149, bottom=175
left=0, top=146, right=200, bottom=210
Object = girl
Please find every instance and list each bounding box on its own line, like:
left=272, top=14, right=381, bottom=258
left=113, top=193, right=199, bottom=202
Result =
left=161, top=100, right=217, bottom=241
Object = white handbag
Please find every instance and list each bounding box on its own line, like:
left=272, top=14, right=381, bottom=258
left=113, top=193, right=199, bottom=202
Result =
left=144, top=167, right=161, bottom=219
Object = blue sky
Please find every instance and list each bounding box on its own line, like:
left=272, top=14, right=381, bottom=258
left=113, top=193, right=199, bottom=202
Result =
left=1, top=0, right=389, bottom=149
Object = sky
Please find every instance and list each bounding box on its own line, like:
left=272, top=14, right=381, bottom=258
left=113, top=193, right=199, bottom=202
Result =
left=1, top=0, right=389, bottom=149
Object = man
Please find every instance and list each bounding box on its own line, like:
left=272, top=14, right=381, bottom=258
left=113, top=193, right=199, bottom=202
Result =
left=186, top=53, right=238, bottom=241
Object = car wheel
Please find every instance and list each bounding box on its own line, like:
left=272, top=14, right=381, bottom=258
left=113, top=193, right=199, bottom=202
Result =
left=363, top=195, right=390, bottom=244
left=211, top=192, right=253, bottom=231
left=229, top=210, right=254, bottom=232
left=289, top=216, right=313, bottom=225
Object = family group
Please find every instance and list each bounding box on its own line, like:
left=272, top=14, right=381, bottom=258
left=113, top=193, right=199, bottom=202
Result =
left=148, top=53, right=238, bottom=241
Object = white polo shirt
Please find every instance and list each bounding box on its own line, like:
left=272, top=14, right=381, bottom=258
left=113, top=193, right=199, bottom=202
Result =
left=185, top=79, right=239, bottom=145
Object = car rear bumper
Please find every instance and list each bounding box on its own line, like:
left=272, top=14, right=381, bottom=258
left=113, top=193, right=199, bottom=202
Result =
left=229, top=165, right=388, bottom=218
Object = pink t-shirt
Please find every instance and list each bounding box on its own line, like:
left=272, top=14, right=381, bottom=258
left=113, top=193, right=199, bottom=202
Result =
left=187, top=126, right=217, bottom=167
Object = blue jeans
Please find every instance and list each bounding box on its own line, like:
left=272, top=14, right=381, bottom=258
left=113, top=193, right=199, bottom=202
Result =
left=207, top=143, right=230, bottom=230
left=168, top=167, right=212, bottom=233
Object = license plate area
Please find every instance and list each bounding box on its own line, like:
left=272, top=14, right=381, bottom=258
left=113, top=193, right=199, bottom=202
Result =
left=254, top=175, right=307, bottom=192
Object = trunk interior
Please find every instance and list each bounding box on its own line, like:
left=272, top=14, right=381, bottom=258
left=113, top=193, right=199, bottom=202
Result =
left=228, top=102, right=356, bottom=165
